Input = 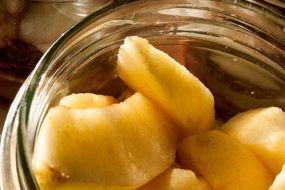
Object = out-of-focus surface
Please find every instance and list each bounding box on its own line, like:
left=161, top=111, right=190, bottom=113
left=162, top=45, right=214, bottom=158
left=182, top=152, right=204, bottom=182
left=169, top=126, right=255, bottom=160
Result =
left=0, top=106, right=7, bottom=128
left=0, top=0, right=113, bottom=131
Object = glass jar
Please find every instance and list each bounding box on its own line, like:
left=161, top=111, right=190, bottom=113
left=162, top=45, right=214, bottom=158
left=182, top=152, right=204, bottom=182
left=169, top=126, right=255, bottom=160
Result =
left=1, top=0, right=284, bottom=189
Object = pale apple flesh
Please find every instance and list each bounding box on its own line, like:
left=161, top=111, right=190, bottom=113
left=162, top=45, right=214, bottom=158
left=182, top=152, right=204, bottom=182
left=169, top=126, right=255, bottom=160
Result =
left=269, top=165, right=285, bottom=190
left=59, top=93, right=117, bottom=108
left=178, top=130, right=274, bottom=190
left=138, top=167, right=211, bottom=190
left=221, top=107, right=285, bottom=175
left=33, top=93, right=178, bottom=190
left=116, top=36, right=215, bottom=136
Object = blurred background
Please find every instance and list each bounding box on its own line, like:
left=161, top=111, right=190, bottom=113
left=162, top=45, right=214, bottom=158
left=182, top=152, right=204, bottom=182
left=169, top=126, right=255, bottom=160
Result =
left=0, top=0, right=114, bottom=129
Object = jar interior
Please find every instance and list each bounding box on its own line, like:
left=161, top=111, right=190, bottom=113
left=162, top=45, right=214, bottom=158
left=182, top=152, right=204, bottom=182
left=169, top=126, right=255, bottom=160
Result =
left=8, top=0, right=285, bottom=189
left=29, top=0, right=285, bottom=133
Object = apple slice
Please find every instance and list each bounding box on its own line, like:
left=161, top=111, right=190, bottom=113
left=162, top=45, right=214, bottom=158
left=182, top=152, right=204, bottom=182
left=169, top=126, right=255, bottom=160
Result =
left=138, top=167, right=211, bottom=190
left=269, top=165, right=285, bottom=190
left=221, top=107, right=285, bottom=175
left=116, top=36, right=215, bottom=135
left=59, top=93, right=117, bottom=108
left=33, top=92, right=178, bottom=190
left=177, top=130, right=273, bottom=190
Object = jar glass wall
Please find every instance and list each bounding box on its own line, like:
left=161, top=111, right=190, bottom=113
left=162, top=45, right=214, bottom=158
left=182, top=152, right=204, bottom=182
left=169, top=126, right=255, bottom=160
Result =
left=1, top=0, right=284, bottom=189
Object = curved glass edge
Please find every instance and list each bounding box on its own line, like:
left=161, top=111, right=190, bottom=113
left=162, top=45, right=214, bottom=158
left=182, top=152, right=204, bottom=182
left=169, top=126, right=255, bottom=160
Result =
left=0, top=1, right=139, bottom=189
left=0, top=78, right=30, bottom=190
left=260, top=0, right=285, bottom=8
left=22, top=0, right=139, bottom=112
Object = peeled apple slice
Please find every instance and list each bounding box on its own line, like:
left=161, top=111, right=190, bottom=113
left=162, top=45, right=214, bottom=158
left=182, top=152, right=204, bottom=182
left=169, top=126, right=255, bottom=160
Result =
left=177, top=130, right=274, bottom=190
left=221, top=107, right=285, bottom=175
left=138, top=168, right=211, bottom=190
left=59, top=93, right=117, bottom=108
left=116, top=36, right=215, bottom=135
left=269, top=165, right=285, bottom=190
left=33, top=92, right=178, bottom=190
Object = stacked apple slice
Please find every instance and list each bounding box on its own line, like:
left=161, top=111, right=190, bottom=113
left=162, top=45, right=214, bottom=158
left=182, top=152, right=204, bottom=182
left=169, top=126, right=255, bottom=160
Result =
left=33, top=36, right=284, bottom=190
left=58, top=93, right=118, bottom=108
left=138, top=168, right=211, bottom=190
left=117, top=36, right=215, bottom=135
left=221, top=107, right=285, bottom=175
left=33, top=93, right=178, bottom=190
left=220, top=107, right=285, bottom=190
left=178, top=130, right=273, bottom=190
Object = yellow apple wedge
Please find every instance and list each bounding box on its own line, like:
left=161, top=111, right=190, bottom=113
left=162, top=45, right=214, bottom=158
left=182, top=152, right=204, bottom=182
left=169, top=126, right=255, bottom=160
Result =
left=269, top=165, right=285, bottom=190
left=59, top=93, right=117, bottom=108
left=33, top=92, right=178, bottom=190
left=221, top=107, right=285, bottom=175
left=177, top=130, right=273, bottom=190
left=138, top=167, right=211, bottom=190
left=116, top=36, right=215, bottom=135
